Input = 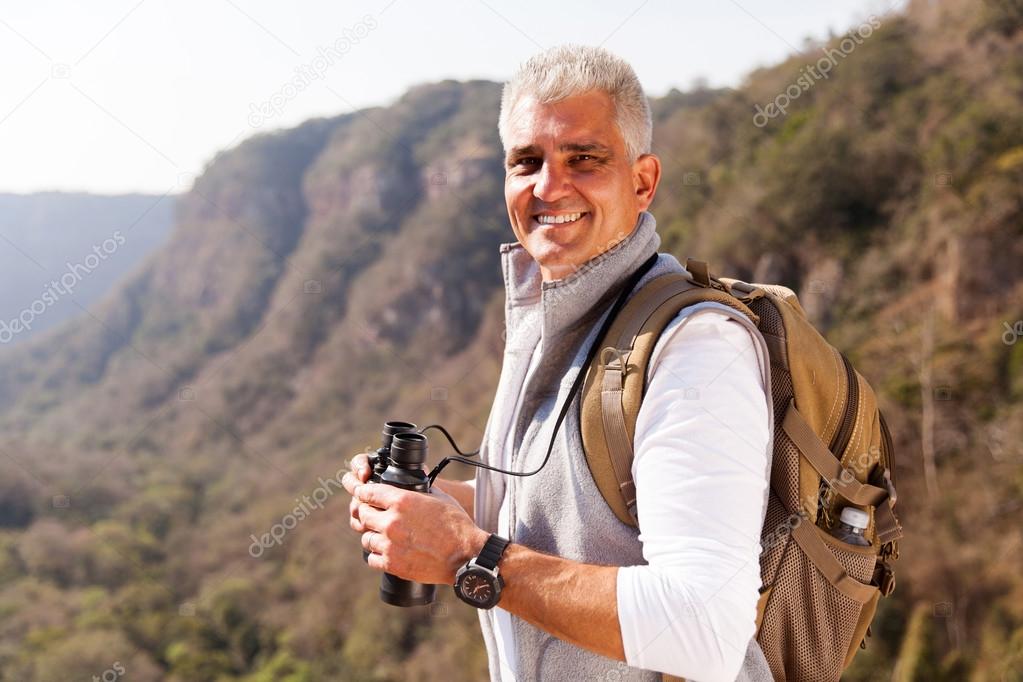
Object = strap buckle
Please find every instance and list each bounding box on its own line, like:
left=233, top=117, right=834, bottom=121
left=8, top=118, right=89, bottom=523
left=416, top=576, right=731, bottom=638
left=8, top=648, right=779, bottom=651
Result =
left=881, top=468, right=898, bottom=505
left=600, top=346, right=629, bottom=372
left=881, top=539, right=900, bottom=562
left=720, top=278, right=766, bottom=304
left=866, top=466, right=898, bottom=505
left=872, top=559, right=896, bottom=596
left=685, top=257, right=711, bottom=287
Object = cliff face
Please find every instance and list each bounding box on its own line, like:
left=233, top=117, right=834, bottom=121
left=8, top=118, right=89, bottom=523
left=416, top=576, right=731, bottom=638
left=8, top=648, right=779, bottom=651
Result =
left=1, top=2, right=1021, bottom=678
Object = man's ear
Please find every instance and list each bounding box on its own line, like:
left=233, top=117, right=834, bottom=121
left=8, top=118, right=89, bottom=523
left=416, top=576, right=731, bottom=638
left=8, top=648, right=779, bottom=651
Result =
left=633, top=153, right=662, bottom=211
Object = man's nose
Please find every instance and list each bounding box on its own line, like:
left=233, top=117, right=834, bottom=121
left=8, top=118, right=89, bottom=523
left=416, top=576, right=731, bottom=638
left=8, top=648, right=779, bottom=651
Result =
left=532, top=161, right=571, bottom=203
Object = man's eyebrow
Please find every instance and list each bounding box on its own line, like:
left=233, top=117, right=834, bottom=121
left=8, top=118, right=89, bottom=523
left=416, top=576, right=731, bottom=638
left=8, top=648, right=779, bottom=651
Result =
left=505, top=142, right=613, bottom=163
left=506, top=144, right=542, bottom=162
left=559, top=142, right=612, bottom=155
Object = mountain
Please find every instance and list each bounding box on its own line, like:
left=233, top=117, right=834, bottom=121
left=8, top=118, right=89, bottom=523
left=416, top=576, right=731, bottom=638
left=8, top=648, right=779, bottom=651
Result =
left=1, top=0, right=1021, bottom=679
left=0, top=192, right=174, bottom=346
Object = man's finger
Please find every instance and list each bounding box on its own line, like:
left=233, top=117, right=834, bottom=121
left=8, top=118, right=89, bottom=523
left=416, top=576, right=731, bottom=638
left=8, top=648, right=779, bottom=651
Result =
left=365, top=550, right=386, bottom=573
left=361, top=529, right=388, bottom=556
left=349, top=496, right=364, bottom=532
left=348, top=453, right=372, bottom=482
left=341, top=471, right=361, bottom=495
left=353, top=481, right=401, bottom=508
left=358, top=502, right=386, bottom=532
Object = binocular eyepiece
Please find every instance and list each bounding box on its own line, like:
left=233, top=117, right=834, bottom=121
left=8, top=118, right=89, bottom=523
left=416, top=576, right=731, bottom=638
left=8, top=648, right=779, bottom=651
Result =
left=363, top=421, right=437, bottom=608
left=368, top=421, right=418, bottom=482
left=388, top=431, right=429, bottom=467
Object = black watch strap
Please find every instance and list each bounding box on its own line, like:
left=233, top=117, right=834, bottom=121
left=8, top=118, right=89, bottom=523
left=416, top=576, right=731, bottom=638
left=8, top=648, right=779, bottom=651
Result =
left=475, top=534, right=510, bottom=571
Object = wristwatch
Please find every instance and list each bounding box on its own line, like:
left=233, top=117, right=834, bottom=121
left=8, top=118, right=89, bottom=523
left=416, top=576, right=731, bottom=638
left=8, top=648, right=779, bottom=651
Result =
left=453, top=533, right=510, bottom=609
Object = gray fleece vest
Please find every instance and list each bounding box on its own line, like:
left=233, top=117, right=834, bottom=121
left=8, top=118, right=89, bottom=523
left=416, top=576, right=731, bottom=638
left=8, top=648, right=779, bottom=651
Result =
left=473, top=211, right=774, bottom=681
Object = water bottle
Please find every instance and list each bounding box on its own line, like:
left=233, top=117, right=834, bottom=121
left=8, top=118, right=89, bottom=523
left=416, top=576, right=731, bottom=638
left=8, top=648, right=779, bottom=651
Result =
left=831, top=507, right=871, bottom=546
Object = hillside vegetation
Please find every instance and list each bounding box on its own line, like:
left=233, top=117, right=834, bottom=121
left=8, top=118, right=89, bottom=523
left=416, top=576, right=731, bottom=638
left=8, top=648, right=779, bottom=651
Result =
left=0, top=0, right=1021, bottom=679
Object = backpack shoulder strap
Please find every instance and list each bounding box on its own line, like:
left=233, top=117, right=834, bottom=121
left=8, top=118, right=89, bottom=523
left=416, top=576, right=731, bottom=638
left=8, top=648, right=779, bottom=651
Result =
left=580, top=271, right=760, bottom=527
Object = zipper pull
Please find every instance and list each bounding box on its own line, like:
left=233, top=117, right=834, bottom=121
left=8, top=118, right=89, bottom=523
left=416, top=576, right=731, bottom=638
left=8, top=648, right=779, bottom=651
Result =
left=860, top=625, right=873, bottom=650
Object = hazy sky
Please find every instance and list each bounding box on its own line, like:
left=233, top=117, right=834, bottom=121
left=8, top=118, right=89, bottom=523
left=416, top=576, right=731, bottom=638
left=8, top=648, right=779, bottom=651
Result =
left=1, top=0, right=902, bottom=195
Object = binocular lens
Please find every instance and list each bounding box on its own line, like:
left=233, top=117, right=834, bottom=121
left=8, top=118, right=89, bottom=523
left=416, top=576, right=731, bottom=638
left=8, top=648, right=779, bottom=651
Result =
left=380, top=573, right=436, bottom=607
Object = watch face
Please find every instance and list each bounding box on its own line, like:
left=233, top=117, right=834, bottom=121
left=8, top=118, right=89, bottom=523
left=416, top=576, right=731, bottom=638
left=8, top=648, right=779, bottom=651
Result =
left=457, top=569, right=498, bottom=608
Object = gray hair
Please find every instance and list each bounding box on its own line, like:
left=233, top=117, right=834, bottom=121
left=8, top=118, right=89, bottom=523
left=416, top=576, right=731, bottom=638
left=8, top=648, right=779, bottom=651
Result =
left=498, top=44, right=652, bottom=162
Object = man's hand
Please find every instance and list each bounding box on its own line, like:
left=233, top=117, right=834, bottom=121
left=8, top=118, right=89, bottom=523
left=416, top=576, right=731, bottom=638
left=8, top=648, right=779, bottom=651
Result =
left=341, top=455, right=625, bottom=661
left=345, top=453, right=373, bottom=532
left=342, top=455, right=488, bottom=585
left=431, top=477, right=476, bottom=521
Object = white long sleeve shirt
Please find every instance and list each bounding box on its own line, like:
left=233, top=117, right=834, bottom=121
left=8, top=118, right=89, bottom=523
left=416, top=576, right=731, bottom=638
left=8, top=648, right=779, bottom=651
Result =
left=492, top=303, right=772, bottom=682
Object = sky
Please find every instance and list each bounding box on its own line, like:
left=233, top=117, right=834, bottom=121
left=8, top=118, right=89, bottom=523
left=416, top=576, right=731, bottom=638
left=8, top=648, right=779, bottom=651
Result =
left=1, top=0, right=904, bottom=195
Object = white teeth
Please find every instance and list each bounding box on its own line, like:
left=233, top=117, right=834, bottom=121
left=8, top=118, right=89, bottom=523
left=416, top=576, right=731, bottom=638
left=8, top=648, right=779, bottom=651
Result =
left=536, top=212, right=584, bottom=225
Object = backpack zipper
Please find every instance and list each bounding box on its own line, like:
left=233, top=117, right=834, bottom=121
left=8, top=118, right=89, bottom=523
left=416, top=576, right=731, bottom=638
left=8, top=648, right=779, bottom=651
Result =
left=878, top=410, right=900, bottom=561
left=879, top=411, right=896, bottom=491
left=818, top=351, right=859, bottom=529
left=829, top=352, right=859, bottom=458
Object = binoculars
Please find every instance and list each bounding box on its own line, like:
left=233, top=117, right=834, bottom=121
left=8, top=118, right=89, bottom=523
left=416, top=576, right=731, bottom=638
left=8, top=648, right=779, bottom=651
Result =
left=362, top=421, right=437, bottom=607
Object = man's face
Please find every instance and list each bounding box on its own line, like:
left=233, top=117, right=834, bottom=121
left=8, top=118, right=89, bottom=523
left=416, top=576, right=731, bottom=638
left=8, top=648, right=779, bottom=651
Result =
left=503, top=89, right=661, bottom=281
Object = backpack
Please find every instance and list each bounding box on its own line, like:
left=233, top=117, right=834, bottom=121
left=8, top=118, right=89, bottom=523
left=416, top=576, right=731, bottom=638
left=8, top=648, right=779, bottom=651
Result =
left=579, top=258, right=903, bottom=682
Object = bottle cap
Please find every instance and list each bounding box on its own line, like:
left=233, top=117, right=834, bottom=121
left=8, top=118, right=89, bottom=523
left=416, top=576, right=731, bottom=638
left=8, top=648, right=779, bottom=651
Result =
left=839, top=507, right=870, bottom=529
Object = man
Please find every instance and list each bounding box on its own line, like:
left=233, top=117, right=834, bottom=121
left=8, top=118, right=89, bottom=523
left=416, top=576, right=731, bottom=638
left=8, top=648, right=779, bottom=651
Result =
left=343, top=45, right=774, bottom=681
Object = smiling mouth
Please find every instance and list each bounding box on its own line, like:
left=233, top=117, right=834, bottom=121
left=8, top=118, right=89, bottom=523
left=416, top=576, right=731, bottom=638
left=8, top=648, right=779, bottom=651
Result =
left=532, top=211, right=588, bottom=226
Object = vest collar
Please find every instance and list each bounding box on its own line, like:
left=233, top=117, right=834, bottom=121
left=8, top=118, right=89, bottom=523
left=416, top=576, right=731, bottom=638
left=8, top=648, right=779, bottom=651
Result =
left=499, top=210, right=661, bottom=351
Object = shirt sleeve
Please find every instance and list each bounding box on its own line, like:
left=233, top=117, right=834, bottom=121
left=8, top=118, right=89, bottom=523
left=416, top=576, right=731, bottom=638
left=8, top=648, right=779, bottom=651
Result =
left=616, top=303, right=772, bottom=682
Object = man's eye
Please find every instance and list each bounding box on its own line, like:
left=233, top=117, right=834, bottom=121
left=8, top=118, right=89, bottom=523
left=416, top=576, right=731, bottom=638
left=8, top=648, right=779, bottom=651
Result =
left=517, top=158, right=539, bottom=166
left=572, top=154, right=595, bottom=163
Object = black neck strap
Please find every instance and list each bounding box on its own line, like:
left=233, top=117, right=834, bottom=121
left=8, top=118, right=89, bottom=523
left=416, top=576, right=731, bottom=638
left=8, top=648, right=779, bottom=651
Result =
left=534, top=252, right=659, bottom=477
left=425, top=252, right=660, bottom=486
